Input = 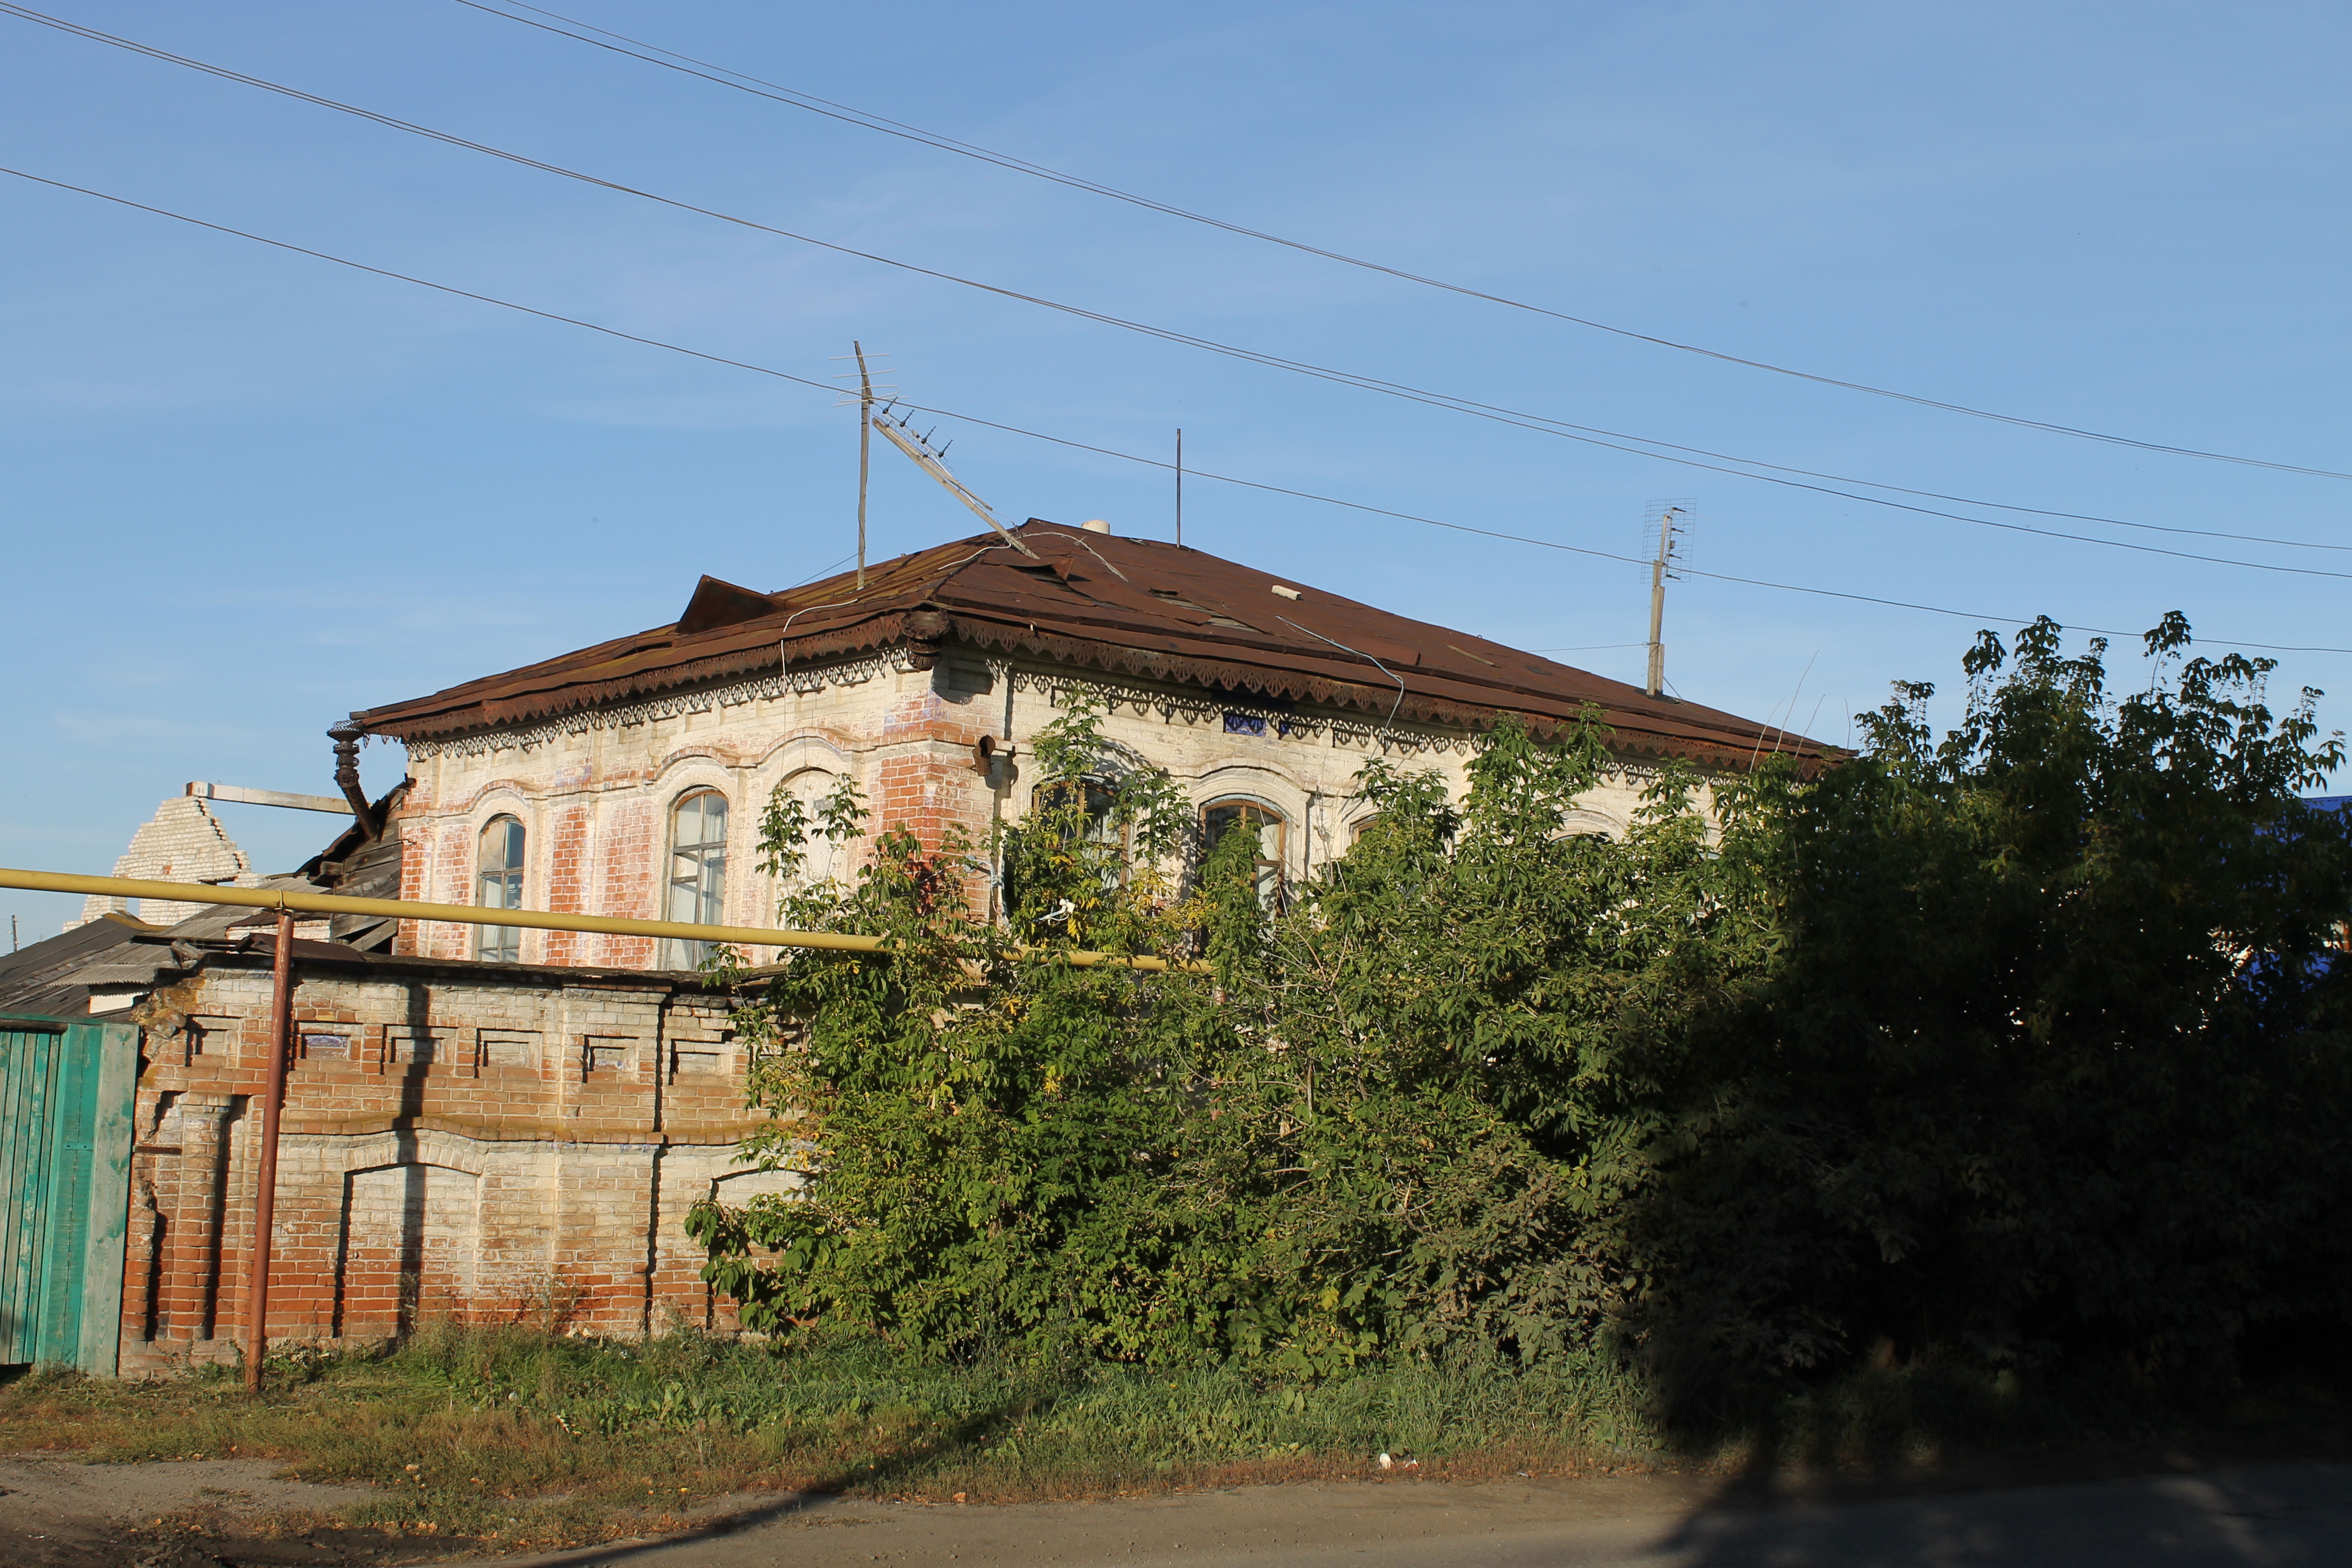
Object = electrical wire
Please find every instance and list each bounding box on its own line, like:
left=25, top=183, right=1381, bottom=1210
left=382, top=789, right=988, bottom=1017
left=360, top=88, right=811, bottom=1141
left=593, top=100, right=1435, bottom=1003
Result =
left=1277, top=614, right=1409, bottom=729
left=449, top=0, right=2352, bottom=483
left=783, top=548, right=861, bottom=589
left=6, top=3, right=2349, bottom=573
left=7, top=162, right=2350, bottom=661
left=1528, top=643, right=1652, bottom=653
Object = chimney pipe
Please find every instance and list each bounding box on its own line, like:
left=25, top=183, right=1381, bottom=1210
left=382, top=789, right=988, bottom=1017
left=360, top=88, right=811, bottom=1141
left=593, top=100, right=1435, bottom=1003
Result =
left=328, top=719, right=380, bottom=841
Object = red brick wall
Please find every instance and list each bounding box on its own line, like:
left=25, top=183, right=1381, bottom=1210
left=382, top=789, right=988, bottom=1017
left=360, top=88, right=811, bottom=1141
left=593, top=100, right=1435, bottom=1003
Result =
left=596, top=795, right=658, bottom=969
left=541, top=799, right=592, bottom=967
left=121, top=959, right=786, bottom=1376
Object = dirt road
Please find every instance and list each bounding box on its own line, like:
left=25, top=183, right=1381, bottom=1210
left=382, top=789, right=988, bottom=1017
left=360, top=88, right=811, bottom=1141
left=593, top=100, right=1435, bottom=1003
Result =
left=0, top=1453, right=375, bottom=1566
left=6, top=1455, right=2352, bottom=1566
left=443, top=1462, right=2352, bottom=1567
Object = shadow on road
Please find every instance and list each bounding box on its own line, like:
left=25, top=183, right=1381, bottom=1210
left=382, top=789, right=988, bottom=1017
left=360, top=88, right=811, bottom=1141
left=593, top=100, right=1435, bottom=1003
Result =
left=463, top=1400, right=1026, bottom=1568
left=1645, top=1458, right=2352, bottom=1566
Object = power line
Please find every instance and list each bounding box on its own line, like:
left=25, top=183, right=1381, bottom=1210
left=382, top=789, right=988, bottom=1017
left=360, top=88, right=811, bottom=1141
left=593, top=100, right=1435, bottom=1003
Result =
left=1528, top=643, right=1652, bottom=653
left=7, top=162, right=2346, bottom=662
left=445, top=0, right=2352, bottom=484
left=6, top=4, right=2348, bottom=578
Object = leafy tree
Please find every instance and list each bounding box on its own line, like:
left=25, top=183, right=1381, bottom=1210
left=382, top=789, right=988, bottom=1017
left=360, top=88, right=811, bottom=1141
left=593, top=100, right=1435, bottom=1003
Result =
left=691, top=698, right=1215, bottom=1359
left=1638, top=616, right=2352, bottom=1396
left=695, top=619, right=2352, bottom=1405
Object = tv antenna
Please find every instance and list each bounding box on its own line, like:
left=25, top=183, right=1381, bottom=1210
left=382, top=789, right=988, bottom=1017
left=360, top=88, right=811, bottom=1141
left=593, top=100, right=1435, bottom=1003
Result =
left=837, top=344, right=1036, bottom=562
left=868, top=400, right=1038, bottom=559
left=1643, top=499, right=1692, bottom=699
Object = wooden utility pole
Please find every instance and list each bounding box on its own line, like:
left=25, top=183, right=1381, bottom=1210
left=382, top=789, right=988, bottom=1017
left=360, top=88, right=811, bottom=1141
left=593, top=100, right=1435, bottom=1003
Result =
left=1645, top=507, right=1681, bottom=699
left=853, top=341, right=873, bottom=590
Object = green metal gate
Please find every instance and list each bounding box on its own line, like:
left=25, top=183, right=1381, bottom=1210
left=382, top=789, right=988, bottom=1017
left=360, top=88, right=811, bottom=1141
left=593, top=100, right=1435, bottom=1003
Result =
left=0, top=1013, right=137, bottom=1374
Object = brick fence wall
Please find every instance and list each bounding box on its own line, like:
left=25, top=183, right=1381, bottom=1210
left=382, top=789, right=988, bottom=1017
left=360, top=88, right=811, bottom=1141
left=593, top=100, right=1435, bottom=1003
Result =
left=123, top=951, right=792, bottom=1375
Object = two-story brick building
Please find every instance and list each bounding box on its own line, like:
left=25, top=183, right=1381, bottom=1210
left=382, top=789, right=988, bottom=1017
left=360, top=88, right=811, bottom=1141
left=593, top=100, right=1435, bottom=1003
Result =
left=6, top=516, right=1826, bottom=1373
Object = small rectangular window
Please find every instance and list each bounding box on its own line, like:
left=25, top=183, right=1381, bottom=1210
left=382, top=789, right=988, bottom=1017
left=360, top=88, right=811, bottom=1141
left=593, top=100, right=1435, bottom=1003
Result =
left=300, top=1032, right=348, bottom=1060
left=1222, top=712, right=1267, bottom=736
left=672, top=1048, right=723, bottom=1076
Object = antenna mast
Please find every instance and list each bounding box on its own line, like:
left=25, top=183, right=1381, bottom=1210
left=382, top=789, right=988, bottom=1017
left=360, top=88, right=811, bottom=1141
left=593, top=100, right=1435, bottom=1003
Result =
left=1645, top=504, right=1685, bottom=699
left=1175, top=427, right=1184, bottom=548
left=853, top=341, right=873, bottom=589
left=835, top=345, right=896, bottom=587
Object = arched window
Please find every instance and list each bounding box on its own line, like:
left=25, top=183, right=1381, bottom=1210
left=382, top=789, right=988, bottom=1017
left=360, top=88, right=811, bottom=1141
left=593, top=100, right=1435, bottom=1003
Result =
left=775, top=769, right=842, bottom=890
left=475, top=815, right=525, bottom=962
left=1202, top=798, right=1286, bottom=908
left=1033, top=779, right=1123, bottom=847
left=658, top=790, right=729, bottom=970
left=1020, top=778, right=1129, bottom=900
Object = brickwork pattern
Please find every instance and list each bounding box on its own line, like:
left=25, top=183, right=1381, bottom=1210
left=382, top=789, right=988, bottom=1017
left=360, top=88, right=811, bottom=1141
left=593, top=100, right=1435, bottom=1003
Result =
left=74, top=797, right=257, bottom=930
left=129, top=640, right=1673, bottom=1376
left=121, top=960, right=793, bottom=1376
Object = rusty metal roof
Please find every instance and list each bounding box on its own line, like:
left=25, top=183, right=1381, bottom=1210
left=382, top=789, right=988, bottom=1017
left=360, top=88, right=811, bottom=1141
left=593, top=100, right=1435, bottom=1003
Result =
left=352, top=520, right=1832, bottom=769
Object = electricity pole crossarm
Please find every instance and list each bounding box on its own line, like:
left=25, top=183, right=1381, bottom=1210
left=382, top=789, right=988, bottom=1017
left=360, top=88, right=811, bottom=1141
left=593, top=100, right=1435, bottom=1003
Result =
left=872, top=413, right=1039, bottom=558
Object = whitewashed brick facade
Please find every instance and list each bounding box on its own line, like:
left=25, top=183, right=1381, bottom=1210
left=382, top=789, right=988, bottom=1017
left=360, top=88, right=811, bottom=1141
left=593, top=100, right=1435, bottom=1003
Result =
left=390, top=652, right=1656, bottom=966
left=103, top=522, right=1773, bottom=1371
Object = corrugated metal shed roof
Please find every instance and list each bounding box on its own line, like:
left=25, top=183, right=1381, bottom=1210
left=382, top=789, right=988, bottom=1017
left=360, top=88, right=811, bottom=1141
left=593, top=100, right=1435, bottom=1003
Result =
left=352, top=520, right=1833, bottom=769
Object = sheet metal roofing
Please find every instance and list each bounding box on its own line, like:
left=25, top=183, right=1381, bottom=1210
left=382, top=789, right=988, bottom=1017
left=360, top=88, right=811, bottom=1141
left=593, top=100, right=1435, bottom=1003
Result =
left=352, top=520, right=1831, bottom=769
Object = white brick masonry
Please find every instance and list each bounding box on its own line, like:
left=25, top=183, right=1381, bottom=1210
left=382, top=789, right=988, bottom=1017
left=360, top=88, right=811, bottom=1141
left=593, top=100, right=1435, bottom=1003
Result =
left=73, top=796, right=259, bottom=930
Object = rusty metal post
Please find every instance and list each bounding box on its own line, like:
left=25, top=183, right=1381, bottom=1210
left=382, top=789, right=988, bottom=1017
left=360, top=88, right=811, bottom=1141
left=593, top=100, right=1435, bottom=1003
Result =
left=244, top=907, right=294, bottom=1392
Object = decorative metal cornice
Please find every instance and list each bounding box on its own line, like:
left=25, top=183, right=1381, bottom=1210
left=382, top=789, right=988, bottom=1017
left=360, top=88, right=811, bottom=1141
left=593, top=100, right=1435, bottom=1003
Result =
left=405, top=643, right=1683, bottom=777
left=406, top=653, right=903, bottom=759
left=1020, top=670, right=1474, bottom=757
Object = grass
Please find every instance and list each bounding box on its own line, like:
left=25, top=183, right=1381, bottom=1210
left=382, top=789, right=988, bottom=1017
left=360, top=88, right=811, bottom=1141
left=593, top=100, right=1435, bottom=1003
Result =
left=0, top=1323, right=1654, bottom=1549
left=4, top=1324, right=2350, bottom=1553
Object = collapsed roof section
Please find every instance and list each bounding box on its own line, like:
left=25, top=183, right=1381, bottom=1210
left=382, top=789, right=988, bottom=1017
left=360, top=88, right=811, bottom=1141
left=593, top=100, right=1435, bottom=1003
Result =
left=351, top=520, right=1832, bottom=769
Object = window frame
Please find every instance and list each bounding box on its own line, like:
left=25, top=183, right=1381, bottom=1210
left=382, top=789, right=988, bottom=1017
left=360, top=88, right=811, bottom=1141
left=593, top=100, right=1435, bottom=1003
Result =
left=658, top=788, right=731, bottom=970
left=1201, top=796, right=1288, bottom=908
left=473, top=813, right=527, bottom=962
left=1030, top=776, right=1134, bottom=877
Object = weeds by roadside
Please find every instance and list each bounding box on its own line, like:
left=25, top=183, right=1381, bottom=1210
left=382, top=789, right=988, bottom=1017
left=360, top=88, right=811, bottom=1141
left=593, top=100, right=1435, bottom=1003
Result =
left=0, top=1322, right=1652, bottom=1547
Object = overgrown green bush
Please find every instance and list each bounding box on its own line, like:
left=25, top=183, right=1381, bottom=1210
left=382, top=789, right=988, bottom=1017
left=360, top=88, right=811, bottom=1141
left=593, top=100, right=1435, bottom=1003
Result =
left=694, top=617, right=2352, bottom=1418
left=1637, top=616, right=2352, bottom=1410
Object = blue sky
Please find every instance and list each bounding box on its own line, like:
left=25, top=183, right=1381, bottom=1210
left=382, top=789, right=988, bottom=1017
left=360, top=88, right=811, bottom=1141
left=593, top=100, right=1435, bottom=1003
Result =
left=3, top=1, right=2346, bottom=943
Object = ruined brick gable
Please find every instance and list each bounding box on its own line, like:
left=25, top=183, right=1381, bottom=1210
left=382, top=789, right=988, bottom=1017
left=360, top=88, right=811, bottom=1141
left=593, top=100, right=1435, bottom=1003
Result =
left=73, top=797, right=256, bottom=930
